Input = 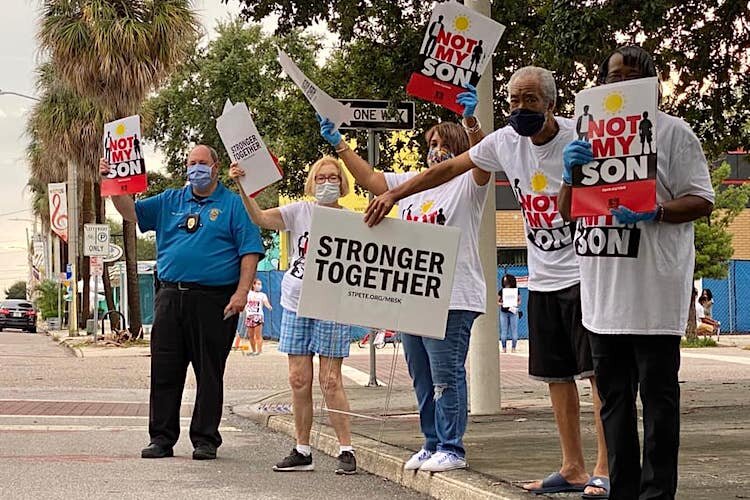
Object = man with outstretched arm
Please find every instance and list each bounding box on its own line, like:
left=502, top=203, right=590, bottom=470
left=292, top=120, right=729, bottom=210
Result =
left=364, top=66, right=609, bottom=497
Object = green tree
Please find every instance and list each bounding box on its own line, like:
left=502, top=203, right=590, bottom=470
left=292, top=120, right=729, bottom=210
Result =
left=683, top=162, right=750, bottom=340
left=228, top=0, right=750, bottom=157
left=144, top=20, right=325, bottom=199
left=33, top=280, right=61, bottom=320
left=694, top=163, right=750, bottom=280
left=38, top=0, right=201, bottom=335
left=4, top=281, right=28, bottom=300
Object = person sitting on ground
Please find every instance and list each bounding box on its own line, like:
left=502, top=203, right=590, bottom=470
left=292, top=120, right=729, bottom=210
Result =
left=696, top=296, right=720, bottom=336
left=700, top=288, right=714, bottom=318
left=230, top=156, right=357, bottom=475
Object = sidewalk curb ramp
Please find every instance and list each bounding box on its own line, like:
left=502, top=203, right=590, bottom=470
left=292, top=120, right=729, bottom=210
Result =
left=233, top=402, right=535, bottom=500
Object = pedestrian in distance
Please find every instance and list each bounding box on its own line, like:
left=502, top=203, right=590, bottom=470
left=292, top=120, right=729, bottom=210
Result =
left=229, top=156, right=357, bottom=475
left=559, top=45, right=715, bottom=500
left=318, top=82, right=489, bottom=473
left=362, top=66, right=610, bottom=498
left=498, top=273, right=521, bottom=354
left=244, top=278, right=272, bottom=355
left=99, top=145, right=265, bottom=461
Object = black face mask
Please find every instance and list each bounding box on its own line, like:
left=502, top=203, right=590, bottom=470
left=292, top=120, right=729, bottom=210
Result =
left=508, top=108, right=546, bottom=137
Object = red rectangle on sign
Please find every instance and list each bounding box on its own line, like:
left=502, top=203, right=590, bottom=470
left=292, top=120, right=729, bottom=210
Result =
left=406, top=73, right=465, bottom=115
left=571, top=179, right=656, bottom=218
left=101, top=174, right=148, bottom=197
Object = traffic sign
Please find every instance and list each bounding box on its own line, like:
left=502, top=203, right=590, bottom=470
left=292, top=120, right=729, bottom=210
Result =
left=90, top=256, right=104, bottom=277
left=103, top=243, right=123, bottom=263
left=83, top=224, right=110, bottom=257
left=337, top=99, right=415, bottom=130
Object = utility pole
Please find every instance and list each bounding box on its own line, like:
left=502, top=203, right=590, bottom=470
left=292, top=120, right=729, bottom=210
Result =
left=466, top=0, right=501, bottom=415
left=67, top=161, right=79, bottom=336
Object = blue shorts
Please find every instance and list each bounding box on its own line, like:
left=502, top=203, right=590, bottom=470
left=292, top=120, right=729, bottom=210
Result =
left=279, top=308, right=351, bottom=358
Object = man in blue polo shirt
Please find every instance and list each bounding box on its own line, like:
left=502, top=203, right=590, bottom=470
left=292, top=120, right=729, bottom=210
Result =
left=100, top=144, right=264, bottom=461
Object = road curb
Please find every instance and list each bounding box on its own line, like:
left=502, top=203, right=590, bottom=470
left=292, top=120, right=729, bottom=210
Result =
left=232, top=404, right=533, bottom=500
left=49, top=334, right=85, bottom=358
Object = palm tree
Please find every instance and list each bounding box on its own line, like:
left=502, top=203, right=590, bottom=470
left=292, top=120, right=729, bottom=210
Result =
left=38, top=0, right=201, bottom=335
left=26, top=63, right=106, bottom=328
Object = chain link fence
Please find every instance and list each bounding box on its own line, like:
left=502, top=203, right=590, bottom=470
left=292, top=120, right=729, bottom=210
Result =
left=703, top=260, right=750, bottom=334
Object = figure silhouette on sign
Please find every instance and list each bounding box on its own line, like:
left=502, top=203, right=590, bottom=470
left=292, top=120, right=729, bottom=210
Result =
left=469, top=40, right=484, bottom=73
left=133, top=134, right=142, bottom=160
left=436, top=208, right=446, bottom=226
left=404, top=203, right=414, bottom=221
left=576, top=105, right=594, bottom=141
left=639, top=111, right=654, bottom=154
left=290, top=232, right=309, bottom=279
left=423, top=15, right=445, bottom=58
left=104, top=132, right=113, bottom=163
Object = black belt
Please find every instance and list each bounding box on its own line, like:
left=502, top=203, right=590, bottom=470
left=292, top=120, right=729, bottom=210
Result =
left=160, top=281, right=237, bottom=293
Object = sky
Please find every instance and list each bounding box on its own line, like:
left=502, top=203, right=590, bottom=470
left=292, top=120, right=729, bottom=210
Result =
left=0, top=0, right=247, bottom=298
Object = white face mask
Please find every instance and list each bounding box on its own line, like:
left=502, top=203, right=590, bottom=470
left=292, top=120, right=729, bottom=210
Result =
left=314, top=182, right=340, bottom=204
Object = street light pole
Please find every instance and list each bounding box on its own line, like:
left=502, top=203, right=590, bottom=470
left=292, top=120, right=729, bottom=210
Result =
left=465, top=0, right=502, bottom=415
left=0, top=89, right=40, bottom=101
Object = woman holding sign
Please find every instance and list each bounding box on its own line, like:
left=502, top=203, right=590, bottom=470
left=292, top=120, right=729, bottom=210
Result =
left=318, top=84, right=490, bottom=472
left=230, top=158, right=357, bottom=475
left=498, top=273, right=521, bottom=354
left=559, top=45, right=715, bottom=500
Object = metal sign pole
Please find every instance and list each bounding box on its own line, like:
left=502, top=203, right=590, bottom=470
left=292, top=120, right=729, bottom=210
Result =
left=92, top=268, right=99, bottom=340
left=366, top=129, right=381, bottom=388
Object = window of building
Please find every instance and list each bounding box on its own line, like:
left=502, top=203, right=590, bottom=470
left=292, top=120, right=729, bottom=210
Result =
left=497, top=248, right=527, bottom=266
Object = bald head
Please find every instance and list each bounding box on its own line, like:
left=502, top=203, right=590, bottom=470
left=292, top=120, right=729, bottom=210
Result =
left=188, top=144, right=219, bottom=166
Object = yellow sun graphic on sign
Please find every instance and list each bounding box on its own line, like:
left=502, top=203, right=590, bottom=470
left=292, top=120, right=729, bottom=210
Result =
left=420, top=200, right=435, bottom=214
left=454, top=15, right=470, bottom=31
left=115, top=123, right=127, bottom=136
left=530, top=171, right=548, bottom=192
left=603, top=92, right=625, bottom=114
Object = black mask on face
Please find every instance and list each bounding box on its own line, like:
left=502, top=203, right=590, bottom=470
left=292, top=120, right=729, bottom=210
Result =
left=508, top=108, right=546, bottom=137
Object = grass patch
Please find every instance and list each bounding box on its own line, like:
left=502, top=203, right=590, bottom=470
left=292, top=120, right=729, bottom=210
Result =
left=681, top=337, right=718, bottom=348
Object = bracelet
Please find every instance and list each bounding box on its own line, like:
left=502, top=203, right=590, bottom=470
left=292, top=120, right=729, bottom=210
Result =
left=462, top=117, right=482, bottom=134
left=334, top=143, right=349, bottom=154
left=656, top=204, right=665, bottom=223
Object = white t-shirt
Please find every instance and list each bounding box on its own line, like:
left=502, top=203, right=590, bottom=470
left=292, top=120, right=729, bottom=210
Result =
left=278, top=201, right=315, bottom=312
left=246, top=290, right=269, bottom=317
left=385, top=170, right=488, bottom=313
left=695, top=302, right=706, bottom=323
left=575, top=111, right=715, bottom=336
left=469, top=118, right=580, bottom=292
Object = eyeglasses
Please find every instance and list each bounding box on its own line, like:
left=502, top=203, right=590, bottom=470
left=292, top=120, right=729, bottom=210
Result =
left=314, top=174, right=341, bottom=184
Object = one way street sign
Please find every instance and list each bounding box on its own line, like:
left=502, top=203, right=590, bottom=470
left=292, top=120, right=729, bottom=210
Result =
left=337, top=99, right=415, bottom=131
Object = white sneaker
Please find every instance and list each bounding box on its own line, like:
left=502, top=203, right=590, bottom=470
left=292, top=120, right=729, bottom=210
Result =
left=419, top=451, right=467, bottom=472
left=404, top=449, right=433, bottom=470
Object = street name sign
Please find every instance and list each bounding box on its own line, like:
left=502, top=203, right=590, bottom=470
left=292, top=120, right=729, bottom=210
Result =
left=337, top=99, right=415, bottom=130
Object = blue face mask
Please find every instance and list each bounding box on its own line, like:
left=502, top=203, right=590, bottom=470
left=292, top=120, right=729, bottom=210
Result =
left=508, top=108, right=546, bottom=137
left=187, top=163, right=214, bottom=191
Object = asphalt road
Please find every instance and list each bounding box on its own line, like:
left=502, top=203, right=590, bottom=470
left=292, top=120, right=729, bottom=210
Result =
left=0, top=331, right=425, bottom=500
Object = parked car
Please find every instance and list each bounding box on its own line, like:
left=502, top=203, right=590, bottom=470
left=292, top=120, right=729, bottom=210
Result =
left=0, top=299, right=37, bottom=333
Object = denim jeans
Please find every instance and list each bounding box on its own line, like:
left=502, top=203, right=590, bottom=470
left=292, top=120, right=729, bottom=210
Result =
left=499, top=310, right=518, bottom=349
left=401, top=310, right=479, bottom=458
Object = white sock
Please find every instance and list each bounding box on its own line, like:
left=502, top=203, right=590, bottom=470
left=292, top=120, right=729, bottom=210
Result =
left=296, top=444, right=311, bottom=456
left=340, top=445, right=354, bottom=454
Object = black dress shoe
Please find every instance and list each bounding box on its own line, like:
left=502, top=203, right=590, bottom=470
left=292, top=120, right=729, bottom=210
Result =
left=141, top=443, right=174, bottom=459
left=193, top=443, right=217, bottom=460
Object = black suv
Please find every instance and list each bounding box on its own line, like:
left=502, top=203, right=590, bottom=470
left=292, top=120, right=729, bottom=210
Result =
left=0, top=299, right=37, bottom=333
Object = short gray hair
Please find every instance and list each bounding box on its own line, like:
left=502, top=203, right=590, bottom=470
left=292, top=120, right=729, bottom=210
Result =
left=508, top=66, right=557, bottom=108
left=193, top=144, right=220, bottom=164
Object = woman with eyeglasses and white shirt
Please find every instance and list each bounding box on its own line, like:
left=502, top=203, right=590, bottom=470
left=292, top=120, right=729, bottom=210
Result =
left=230, top=157, right=357, bottom=476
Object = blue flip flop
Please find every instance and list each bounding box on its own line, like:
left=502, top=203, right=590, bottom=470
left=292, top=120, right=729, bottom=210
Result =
left=581, top=476, right=610, bottom=499
left=528, top=472, right=586, bottom=494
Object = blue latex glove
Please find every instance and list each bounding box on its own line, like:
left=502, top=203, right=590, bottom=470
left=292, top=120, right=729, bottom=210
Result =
left=317, top=114, right=342, bottom=146
left=562, top=140, right=594, bottom=184
left=610, top=205, right=658, bottom=224
left=456, top=83, right=478, bottom=118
